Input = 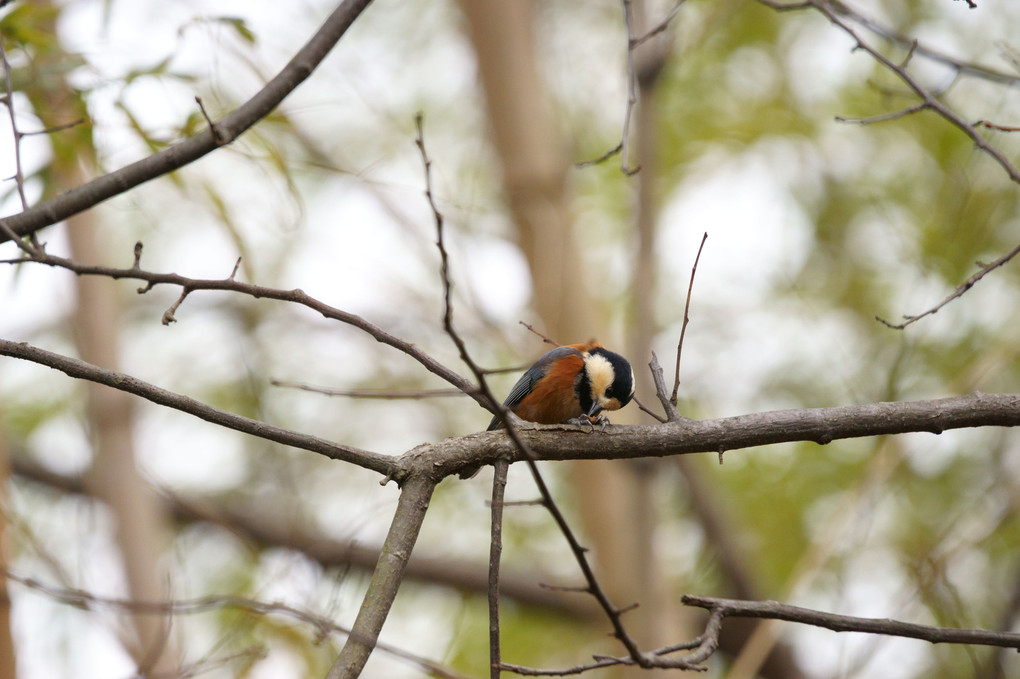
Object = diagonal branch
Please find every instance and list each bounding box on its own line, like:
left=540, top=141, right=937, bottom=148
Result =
left=0, top=244, right=485, bottom=410
left=0, top=0, right=375, bottom=244
left=0, top=338, right=395, bottom=478
left=757, top=0, right=1020, bottom=185
left=326, top=472, right=437, bottom=679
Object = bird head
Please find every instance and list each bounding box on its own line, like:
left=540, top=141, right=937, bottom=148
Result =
left=579, top=346, right=635, bottom=418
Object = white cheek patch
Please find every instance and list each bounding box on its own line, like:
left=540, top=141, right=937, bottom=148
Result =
left=585, top=353, right=615, bottom=404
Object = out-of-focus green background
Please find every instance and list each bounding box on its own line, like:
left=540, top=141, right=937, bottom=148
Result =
left=1, top=1, right=1019, bottom=677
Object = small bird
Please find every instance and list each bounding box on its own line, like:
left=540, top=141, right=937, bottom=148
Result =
left=487, top=341, right=635, bottom=431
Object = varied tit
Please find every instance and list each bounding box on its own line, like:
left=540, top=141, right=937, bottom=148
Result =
left=487, top=342, right=635, bottom=431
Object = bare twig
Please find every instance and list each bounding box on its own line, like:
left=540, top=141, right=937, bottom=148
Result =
left=620, top=0, right=642, bottom=175
left=0, top=33, right=29, bottom=211
left=975, top=120, right=1020, bottom=132
left=876, top=241, right=1020, bottom=329
left=630, top=0, right=686, bottom=49
left=269, top=379, right=465, bottom=399
left=682, top=595, right=1020, bottom=650
left=415, top=113, right=655, bottom=669
left=518, top=321, right=561, bottom=347
left=0, top=243, right=486, bottom=410
left=6, top=569, right=467, bottom=678
left=671, top=232, right=707, bottom=406
left=835, top=102, right=930, bottom=125
left=574, top=142, right=623, bottom=169
left=194, top=96, right=227, bottom=145
left=757, top=0, right=1020, bottom=186
left=649, top=351, right=681, bottom=422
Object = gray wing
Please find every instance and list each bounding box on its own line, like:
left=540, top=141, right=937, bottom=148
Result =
left=487, top=346, right=581, bottom=430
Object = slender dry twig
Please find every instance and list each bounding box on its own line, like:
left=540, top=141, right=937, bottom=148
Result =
left=757, top=0, right=1020, bottom=185
left=0, top=33, right=29, bottom=211
left=518, top=321, right=561, bottom=347
left=682, top=595, right=1020, bottom=650
left=671, top=232, right=707, bottom=406
left=876, top=241, right=1020, bottom=329
left=975, top=120, right=1020, bottom=132
left=620, top=0, right=642, bottom=175
left=7, top=558, right=469, bottom=678
left=0, top=242, right=486, bottom=411
left=835, top=102, right=930, bottom=125
left=270, top=379, right=465, bottom=399
left=414, top=113, right=655, bottom=669
left=630, top=0, right=686, bottom=49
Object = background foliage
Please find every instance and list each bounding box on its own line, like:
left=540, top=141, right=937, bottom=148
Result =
left=1, top=0, right=1019, bottom=678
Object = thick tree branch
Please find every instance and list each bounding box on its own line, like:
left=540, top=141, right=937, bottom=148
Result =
left=425, top=392, right=1020, bottom=476
left=327, top=473, right=436, bottom=679
left=4, top=336, right=1019, bottom=479
left=0, top=0, right=375, bottom=244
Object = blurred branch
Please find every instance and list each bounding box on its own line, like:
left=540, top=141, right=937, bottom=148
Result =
left=759, top=0, right=1020, bottom=328
left=0, top=0, right=375, bottom=244
left=682, top=595, right=1020, bottom=650
left=758, top=0, right=1020, bottom=186
left=828, top=0, right=1013, bottom=85
left=5, top=569, right=468, bottom=679
left=8, top=453, right=599, bottom=618
left=270, top=379, right=465, bottom=399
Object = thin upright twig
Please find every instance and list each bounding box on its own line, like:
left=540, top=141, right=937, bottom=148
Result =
left=671, top=232, right=707, bottom=406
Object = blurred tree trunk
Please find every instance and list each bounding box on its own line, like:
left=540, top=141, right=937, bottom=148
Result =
left=67, top=211, right=178, bottom=675
left=0, top=416, right=16, bottom=679
left=457, top=2, right=660, bottom=674
left=21, top=3, right=177, bottom=672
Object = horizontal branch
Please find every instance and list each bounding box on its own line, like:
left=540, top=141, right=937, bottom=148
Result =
left=682, top=595, right=1020, bottom=649
left=427, top=392, right=1020, bottom=476
left=4, top=337, right=1018, bottom=480
left=0, top=338, right=396, bottom=478
left=5, top=570, right=468, bottom=679
left=0, top=0, right=374, bottom=243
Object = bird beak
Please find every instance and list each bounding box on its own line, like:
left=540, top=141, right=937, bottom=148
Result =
left=587, top=402, right=603, bottom=418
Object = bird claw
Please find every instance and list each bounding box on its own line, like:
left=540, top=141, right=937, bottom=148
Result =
left=566, top=415, right=609, bottom=432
